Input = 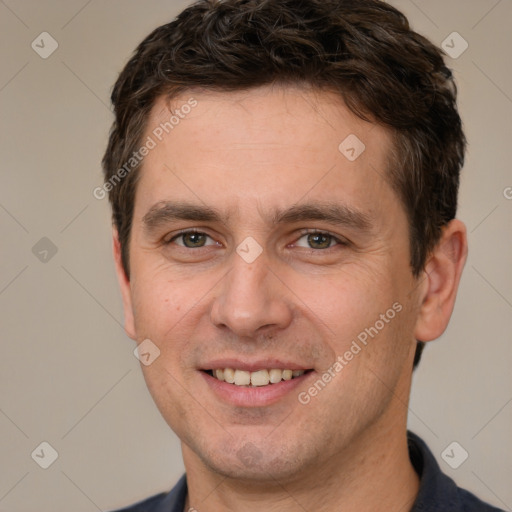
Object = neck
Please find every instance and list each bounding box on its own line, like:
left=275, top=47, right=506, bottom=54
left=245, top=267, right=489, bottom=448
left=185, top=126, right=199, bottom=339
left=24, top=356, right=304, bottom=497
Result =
left=182, top=422, right=420, bottom=512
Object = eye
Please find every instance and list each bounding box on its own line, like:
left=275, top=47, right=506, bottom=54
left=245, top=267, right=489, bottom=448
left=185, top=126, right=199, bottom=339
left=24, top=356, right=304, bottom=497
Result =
left=166, top=230, right=217, bottom=248
left=294, top=231, right=344, bottom=250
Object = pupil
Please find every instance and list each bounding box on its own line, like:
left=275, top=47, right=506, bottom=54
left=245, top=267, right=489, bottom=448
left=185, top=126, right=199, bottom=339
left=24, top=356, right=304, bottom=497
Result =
left=185, top=233, right=205, bottom=247
left=308, top=233, right=330, bottom=249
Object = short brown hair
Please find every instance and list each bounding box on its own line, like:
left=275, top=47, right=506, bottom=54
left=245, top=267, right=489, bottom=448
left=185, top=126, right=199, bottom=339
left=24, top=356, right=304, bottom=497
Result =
left=102, top=0, right=466, bottom=366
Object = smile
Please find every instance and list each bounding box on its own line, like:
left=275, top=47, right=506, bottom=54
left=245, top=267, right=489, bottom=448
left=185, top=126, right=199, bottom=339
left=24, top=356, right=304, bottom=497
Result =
left=207, top=368, right=309, bottom=387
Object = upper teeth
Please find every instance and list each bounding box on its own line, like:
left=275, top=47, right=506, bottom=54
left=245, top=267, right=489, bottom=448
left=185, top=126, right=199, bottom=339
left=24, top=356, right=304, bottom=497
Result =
left=213, top=368, right=305, bottom=386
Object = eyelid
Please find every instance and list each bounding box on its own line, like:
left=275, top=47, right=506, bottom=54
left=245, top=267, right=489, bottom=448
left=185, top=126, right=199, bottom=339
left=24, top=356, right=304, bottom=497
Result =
left=165, top=229, right=217, bottom=246
left=293, top=229, right=348, bottom=248
left=163, top=228, right=348, bottom=249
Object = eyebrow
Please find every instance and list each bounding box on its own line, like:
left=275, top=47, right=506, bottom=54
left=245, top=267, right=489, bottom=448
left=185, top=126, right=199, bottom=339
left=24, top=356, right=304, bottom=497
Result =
left=142, top=200, right=373, bottom=234
left=142, top=201, right=226, bottom=233
left=271, top=203, right=372, bottom=232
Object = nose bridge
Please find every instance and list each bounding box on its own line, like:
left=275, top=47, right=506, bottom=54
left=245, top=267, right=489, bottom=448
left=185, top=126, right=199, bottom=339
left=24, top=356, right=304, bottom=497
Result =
left=210, top=249, right=292, bottom=336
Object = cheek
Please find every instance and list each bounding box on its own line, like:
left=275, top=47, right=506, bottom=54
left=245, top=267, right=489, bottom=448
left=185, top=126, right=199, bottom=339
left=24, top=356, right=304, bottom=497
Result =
left=129, top=264, right=220, bottom=373
left=297, top=267, right=410, bottom=380
left=130, top=267, right=191, bottom=339
left=291, top=266, right=394, bottom=334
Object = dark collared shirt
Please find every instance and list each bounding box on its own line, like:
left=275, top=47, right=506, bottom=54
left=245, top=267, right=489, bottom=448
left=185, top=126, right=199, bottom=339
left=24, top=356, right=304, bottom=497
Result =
left=111, top=431, right=505, bottom=511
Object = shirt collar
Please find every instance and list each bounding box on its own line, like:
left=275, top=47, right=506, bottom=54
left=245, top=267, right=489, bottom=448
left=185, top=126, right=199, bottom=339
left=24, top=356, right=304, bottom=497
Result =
left=151, top=431, right=496, bottom=512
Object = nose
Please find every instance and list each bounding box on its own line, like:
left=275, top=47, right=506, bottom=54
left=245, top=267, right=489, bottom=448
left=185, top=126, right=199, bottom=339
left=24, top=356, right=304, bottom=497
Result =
left=210, top=251, right=293, bottom=339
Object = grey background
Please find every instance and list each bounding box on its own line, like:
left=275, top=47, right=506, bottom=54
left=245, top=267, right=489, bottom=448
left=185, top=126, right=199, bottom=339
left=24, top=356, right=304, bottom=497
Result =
left=0, top=1, right=511, bottom=510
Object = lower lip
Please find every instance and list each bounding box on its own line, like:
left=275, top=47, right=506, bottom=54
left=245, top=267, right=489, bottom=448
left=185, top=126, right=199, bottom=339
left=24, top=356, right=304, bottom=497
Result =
left=201, top=371, right=314, bottom=407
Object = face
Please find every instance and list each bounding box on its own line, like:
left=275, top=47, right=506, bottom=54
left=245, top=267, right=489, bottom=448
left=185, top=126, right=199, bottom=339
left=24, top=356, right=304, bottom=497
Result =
left=116, top=85, right=425, bottom=483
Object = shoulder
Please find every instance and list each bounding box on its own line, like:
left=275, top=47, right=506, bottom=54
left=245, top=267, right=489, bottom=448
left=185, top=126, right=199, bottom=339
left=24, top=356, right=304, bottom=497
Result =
left=457, top=487, right=505, bottom=512
left=107, top=475, right=187, bottom=512
left=110, top=492, right=168, bottom=512
left=408, top=432, right=505, bottom=512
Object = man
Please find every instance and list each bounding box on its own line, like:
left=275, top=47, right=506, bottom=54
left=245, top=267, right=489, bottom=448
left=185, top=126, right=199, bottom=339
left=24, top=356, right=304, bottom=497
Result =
left=101, top=0, right=503, bottom=510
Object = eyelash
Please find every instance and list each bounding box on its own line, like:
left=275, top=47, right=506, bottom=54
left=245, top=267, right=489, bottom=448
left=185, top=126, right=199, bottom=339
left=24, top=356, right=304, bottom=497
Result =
left=165, top=230, right=217, bottom=247
left=295, top=229, right=347, bottom=250
left=164, top=229, right=347, bottom=250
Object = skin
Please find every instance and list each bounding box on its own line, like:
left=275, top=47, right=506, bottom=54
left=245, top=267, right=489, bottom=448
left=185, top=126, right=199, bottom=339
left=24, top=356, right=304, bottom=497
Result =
left=113, top=85, right=467, bottom=511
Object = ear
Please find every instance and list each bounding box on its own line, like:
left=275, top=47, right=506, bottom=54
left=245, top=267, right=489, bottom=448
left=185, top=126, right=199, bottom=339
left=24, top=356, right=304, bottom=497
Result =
left=113, top=228, right=136, bottom=340
left=414, top=219, right=468, bottom=342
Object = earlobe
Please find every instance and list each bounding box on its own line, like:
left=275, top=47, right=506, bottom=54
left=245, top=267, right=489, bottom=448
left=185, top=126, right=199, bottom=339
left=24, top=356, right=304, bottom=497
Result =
left=112, top=228, right=137, bottom=340
left=414, top=219, right=468, bottom=342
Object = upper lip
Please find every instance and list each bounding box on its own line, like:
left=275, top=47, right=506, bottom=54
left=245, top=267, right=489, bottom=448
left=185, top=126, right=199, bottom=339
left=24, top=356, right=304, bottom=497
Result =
left=201, top=359, right=312, bottom=372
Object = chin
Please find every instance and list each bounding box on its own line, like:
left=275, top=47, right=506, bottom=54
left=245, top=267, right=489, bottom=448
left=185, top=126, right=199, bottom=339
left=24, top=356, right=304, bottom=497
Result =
left=190, top=435, right=312, bottom=483
left=204, top=455, right=303, bottom=483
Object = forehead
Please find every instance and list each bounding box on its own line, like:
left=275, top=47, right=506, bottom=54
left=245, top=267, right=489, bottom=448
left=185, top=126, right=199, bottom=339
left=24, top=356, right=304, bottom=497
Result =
left=136, top=85, right=398, bottom=222
left=146, top=84, right=391, bottom=154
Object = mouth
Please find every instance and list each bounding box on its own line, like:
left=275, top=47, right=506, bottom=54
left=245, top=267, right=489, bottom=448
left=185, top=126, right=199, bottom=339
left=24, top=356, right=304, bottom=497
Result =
left=204, top=368, right=313, bottom=387
left=199, top=360, right=316, bottom=407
